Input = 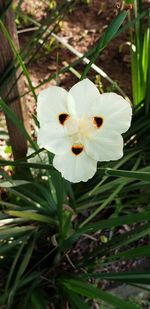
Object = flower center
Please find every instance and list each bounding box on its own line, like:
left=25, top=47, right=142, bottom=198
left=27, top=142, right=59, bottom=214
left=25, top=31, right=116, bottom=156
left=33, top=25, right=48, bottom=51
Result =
left=63, top=115, right=104, bottom=153
left=77, top=118, right=93, bottom=138
left=72, top=144, right=84, bottom=155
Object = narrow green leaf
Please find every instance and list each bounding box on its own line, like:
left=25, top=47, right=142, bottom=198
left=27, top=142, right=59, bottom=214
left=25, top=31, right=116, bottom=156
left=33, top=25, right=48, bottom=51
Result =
left=7, top=237, right=35, bottom=309
left=80, top=223, right=150, bottom=267
left=60, top=278, right=139, bottom=309
left=0, top=20, right=37, bottom=101
left=0, top=98, right=37, bottom=151
left=0, top=159, right=52, bottom=169
left=50, top=171, right=64, bottom=229
left=7, top=187, right=42, bottom=209
left=5, top=240, right=26, bottom=292
left=0, top=236, right=27, bottom=254
left=63, top=211, right=150, bottom=250
left=100, top=11, right=127, bottom=47
left=0, top=226, right=35, bottom=239
left=81, top=11, right=127, bottom=79
left=0, top=0, right=13, bottom=19
left=103, top=167, right=150, bottom=181
left=1, top=1, right=73, bottom=96
left=79, top=181, right=127, bottom=227
left=83, top=271, right=150, bottom=285
left=4, top=210, right=58, bottom=226
left=0, top=180, right=29, bottom=188
left=63, top=290, right=90, bottom=309
left=109, top=245, right=150, bottom=261
left=145, top=8, right=150, bottom=114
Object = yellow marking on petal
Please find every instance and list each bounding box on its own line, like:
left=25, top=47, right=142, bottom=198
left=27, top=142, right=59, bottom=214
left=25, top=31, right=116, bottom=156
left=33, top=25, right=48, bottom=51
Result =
left=72, top=144, right=84, bottom=156
left=93, top=116, right=103, bottom=128
left=59, top=113, right=70, bottom=125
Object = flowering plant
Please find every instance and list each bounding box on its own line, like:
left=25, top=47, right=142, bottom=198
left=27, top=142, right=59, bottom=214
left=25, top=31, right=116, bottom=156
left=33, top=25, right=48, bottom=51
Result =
left=37, top=79, right=132, bottom=182
left=0, top=1, right=149, bottom=307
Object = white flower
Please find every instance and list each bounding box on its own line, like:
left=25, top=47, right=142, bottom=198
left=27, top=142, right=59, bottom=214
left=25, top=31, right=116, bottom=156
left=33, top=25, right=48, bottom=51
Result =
left=37, top=79, right=132, bottom=183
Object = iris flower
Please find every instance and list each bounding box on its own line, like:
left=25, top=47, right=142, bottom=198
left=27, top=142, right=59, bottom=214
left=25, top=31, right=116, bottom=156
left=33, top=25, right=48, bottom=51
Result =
left=37, top=79, right=132, bottom=183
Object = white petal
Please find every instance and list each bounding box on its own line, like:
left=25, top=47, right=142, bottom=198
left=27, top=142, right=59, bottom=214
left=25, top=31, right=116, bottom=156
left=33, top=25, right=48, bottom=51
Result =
left=69, top=79, right=100, bottom=117
left=53, top=150, right=97, bottom=183
left=37, top=86, right=75, bottom=126
left=85, top=129, right=123, bottom=161
left=91, top=93, right=132, bottom=134
left=37, top=123, right=72, bottom=154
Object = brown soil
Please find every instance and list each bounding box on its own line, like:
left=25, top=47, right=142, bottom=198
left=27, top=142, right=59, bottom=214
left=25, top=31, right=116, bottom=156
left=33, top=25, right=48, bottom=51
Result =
left=18, top=0, right=132, bottom=109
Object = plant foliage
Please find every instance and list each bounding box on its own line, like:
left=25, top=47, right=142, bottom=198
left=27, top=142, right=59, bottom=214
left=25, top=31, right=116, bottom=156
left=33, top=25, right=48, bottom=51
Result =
left=0, top=1, right=150, bottom=308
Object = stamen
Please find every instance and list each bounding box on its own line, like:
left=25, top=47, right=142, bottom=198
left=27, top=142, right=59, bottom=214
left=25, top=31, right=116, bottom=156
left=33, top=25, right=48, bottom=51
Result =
left=72, top=144, right=84, bottom=155
left=59, top=113, right=69, bottom=125
left=93, top=116, right=103, bottom=128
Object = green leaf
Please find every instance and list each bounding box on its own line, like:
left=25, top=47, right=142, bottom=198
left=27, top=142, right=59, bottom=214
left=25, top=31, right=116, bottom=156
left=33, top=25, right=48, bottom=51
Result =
left=0, top=20, right=37, bottom=101
left=60, top=278, right=139, bottom=309
left=50, top=170, right=64, bottom=229
left=5, top=239, right=26, bottom=292
left=0, top=98, right=37, bottom=151
left=145, top=9, right=150, bottom=114
left=1, top=1, right=73, bottom=96
left=4, top=210, right=58, bottom=226
left=63, top=290, right=90, bottom=309
left=109, top=245, right=150, bottom=261
left=80, top=223, right=150, bottom=267
left=100, top=11, right=127, bottom=47
left=83, top=271, right=150, bottom=285
left=63, top=211, right=150, bottom=250
left=0, top=159, right=52, bottom=169
left=0, top=0, right=13, bottom=19
left=0, top=180, right=29, bottom=188
left=0, top=236, right=28, bottom=254
left=0, top=226, right=35, bottom=239
left=20, top=10, right=147, bottom=97
left=102, top=167, right=150, bottom=181
left=6, top=237, right=35, bottom=309
left=125, top=0, right=134, bottom=4
left=81, top=11, right=127, bottom=79
left=79, top=181, right=127, bottom=227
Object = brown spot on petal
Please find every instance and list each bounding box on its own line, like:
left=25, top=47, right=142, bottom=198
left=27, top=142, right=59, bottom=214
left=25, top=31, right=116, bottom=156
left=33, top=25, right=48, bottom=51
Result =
left=93, top=116, right=103, bottom=128
left=59, top=113, right=69, bottom=125
left=72, top=144, right=84, bottom=155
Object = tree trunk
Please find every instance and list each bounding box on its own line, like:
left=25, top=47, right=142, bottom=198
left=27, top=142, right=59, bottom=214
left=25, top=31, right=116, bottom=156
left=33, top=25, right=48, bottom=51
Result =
left=0, top=0, right=30, bottom=161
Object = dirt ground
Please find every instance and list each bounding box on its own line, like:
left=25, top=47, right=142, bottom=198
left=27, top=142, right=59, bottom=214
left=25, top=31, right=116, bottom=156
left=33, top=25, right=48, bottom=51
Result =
left=18, top=0, right=132, bottom=113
